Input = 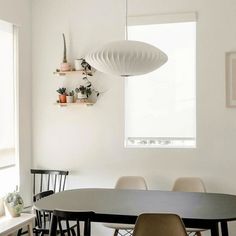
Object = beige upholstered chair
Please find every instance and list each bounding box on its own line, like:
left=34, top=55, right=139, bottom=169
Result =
left=115, top=176, right=148, bottom=190
left=133, top=213, right=187, bottom=236
left=172, top=177, right=206, bottom=193
left=172, top=177, right=206, bottom=236
left=104, top=176, right=148, bottom=236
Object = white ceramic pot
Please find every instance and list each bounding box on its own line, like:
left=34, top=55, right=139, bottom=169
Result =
left=74, top=59, right=83, bottom=71
left=66, top=96, right=74, bottom=103
left=77, top=93, right=87, bottom=99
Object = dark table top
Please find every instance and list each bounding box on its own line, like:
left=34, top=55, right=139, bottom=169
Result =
left=34, top=188, right=236, bottom=222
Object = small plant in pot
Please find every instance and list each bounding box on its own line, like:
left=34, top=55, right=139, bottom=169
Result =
left=75, top=85, right=92, bottom=102
left=66, top=90, right=75, bottom=103
left=82, top=76, right=100, bottom=102
left=60, top=33, right=71, bottom=72
left=4, top=191, right=24, bottom=217
left=56, top=87, right=67, bottom=103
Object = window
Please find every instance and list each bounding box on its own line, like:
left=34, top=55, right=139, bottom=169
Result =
left=125, top=14, right=196, bottom=148
left=0, top=19, right=18, bottom=195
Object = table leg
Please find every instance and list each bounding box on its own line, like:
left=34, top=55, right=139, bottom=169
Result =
left=27, top=222, right=33, bottom=236
left=211, top=223, right=219, bottom=236
left=221, top=222, right=229, bottom=236
left=50, top=215, right=58, bottom=236
left=84, top=219, right=91, bottom=236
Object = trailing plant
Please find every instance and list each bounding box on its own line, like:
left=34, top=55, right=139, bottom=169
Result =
left=74, top=59, right=100, bottom=99
left=77, top=58, right=93, bottom=76
left=82, top=77, right=100, bottom=98
left=56, top=87, right=67, bottom=95
left=75, top=85, right=92, bottom=97
left=81, top=58, right=91, bottom=71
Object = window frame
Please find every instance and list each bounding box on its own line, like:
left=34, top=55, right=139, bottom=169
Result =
left=0, top=22, right=19, bottom=170
left=124, top=13, right=197, bottom=149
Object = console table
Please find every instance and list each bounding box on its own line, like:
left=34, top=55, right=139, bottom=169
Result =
left=0, top=213, right=35, bottom=236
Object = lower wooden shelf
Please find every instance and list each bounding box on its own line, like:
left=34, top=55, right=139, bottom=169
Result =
left=54, top=102, right=94, bottom=107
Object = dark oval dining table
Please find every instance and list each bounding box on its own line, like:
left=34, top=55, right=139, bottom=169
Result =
left=34, top=188, right=236, bottom=236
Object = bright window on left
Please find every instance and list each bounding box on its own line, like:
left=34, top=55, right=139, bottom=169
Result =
left=0, top=19, right=18, bottom=196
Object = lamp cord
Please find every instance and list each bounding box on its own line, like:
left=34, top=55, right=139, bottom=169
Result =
left=125, top=0, right=128, bottom=40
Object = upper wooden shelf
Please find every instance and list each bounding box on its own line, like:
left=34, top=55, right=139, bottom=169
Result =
left=53, top=70, right=93, bottom=76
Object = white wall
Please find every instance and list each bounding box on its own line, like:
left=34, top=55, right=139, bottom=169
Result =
left=0, top=0, right=32, bottom=205
left=32, top=0, right=236, bottom=235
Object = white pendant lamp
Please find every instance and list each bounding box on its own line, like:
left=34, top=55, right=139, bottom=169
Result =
left=85, top=0, right=168, bottom=77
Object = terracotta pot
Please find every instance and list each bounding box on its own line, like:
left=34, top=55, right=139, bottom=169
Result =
left=59, top=94, right=67, bottom=103
left=60, top=62, right=71, bottom=72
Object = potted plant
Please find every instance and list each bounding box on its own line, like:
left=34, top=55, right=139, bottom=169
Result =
left=82, top=76, right=100, bottom=101
left=4, top=191, right=24, bottom=217
left=75, top=85, right=92, bottom=102
left=66, top=90, right=74, bottom=103
left=60, top=33, right=71, bottom=72
left=56, top=87, right=67, bottom=103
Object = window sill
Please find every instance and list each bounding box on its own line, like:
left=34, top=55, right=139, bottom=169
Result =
left=125, top=137, right=196, bottom=148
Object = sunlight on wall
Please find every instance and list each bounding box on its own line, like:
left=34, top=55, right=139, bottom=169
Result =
left=0, top=166, right=18, bottom=197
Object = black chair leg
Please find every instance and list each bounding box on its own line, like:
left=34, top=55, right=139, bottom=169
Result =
left=17, top=228, right=29, bottom=236
left=114, top=229, right=119, bottom=236
left=17, top=228, right=22, bottom=236
left=71, top=228, right=76, bottom=236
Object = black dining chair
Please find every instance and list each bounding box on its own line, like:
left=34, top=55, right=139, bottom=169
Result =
left=34, top=190, right=55, bottom=236
left=34, top=191, right=77, bottom=236
left=31, top=169, right=69, bottom=196
left=17, top=169, right=69, bottom=236
left=49, top=210, right=95, bottom=236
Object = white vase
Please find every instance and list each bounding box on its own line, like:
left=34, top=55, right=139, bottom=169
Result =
left=74, top=59, right=84, bottom=71
left=66, top=96, right=74, bottom=103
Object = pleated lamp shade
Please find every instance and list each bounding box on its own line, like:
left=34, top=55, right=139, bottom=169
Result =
left=85, top=40, right=168, bottom=77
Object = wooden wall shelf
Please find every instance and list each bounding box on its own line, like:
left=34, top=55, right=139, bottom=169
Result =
left=54, top=102, right=94, bottom=107
left=53, top=70, right=92, bottom=76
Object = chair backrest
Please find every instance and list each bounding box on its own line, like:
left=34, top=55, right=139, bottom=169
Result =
left=172, top=177, right=206, bottom=192
left=49, top=210, right=94, bottom=236
left=31, top=169, right=69, bottom=196
left=34, top=190, right=54, bottom=228
left=133, top=213, right=187, bottom=236
left=115, top=176, right=148, bottom=190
